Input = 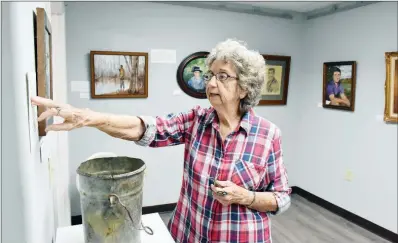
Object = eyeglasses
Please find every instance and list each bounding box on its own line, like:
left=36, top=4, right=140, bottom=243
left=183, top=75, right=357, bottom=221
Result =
left=203, top=72, right=238, bottom=83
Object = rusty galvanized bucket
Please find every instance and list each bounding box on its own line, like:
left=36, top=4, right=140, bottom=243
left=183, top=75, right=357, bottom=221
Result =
left=76, top=156, right=153, bottom=243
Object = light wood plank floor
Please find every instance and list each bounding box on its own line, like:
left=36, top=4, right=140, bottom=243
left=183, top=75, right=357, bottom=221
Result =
left=159, top=194, right=392, bottom=243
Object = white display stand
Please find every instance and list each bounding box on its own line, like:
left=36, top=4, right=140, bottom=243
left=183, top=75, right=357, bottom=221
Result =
left=56, top=213, right=175, bottom=243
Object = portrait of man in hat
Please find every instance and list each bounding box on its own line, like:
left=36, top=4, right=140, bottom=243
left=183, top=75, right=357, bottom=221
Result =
left=187, top=66, right=205, bottom=92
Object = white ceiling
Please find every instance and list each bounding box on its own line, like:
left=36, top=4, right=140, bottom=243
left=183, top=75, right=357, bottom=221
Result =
left=234, top=1, right=339, bottom=13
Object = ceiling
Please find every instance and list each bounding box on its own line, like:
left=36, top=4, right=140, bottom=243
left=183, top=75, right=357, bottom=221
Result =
left=233, top=2, right=340, bottom=13
left=160, top=1, right=377, bottom=20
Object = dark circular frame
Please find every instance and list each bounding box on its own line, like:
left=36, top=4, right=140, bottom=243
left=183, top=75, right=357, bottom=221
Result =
left=176, top=51, right=210, bottom=99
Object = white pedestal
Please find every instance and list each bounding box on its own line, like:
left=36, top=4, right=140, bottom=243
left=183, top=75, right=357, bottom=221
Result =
left=55, top=213, right=175, bottom=243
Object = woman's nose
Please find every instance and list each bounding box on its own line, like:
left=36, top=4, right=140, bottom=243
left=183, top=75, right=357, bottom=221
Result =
left=207, top=76, right=217, bottom=87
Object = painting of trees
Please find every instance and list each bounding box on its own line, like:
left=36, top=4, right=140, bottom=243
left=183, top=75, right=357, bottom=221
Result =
left=90, top=51, right=148, bottom=98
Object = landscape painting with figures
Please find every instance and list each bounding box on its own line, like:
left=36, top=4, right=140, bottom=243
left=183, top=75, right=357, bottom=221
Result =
left=90, top=51, right=148, bottom=98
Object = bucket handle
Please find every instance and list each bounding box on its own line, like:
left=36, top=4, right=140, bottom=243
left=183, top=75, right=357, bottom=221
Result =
left=108, top=194, right=154, bottom=236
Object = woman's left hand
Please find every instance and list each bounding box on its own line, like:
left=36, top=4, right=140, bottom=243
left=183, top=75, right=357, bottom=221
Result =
left=210, top=180, right=252, bottom=206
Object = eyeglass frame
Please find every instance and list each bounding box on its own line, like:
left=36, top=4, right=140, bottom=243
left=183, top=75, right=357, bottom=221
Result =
left=203, top=71, right=239, bottom=83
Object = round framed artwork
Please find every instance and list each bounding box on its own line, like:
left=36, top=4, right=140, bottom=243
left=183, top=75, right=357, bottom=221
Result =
left=176, top=51, right=209, bottom=99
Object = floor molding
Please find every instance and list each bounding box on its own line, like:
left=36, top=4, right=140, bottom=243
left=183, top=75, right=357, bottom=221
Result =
left=292, top=186, right=398, bottom=243
left=71, top=187, right=397, bottom=242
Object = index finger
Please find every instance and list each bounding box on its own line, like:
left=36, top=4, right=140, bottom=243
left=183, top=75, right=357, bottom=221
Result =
left=31, top=96, right=63, bottom=108
left=214, top=180, right=233, bottom=188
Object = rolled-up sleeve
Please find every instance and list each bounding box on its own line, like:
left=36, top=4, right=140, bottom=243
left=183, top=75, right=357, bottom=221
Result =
left=267, top=127, right=292, bottom=215
left=134, top=106, right=203, bottom=148
left=134, top=116, right=157, bottom=147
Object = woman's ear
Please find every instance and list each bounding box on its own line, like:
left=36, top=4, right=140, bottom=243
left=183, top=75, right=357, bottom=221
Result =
left=239, top=89, right=248, bottom=99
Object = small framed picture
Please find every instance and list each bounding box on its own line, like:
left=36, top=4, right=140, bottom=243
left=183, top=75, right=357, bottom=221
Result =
left=90, top=51, right=148, bottom=98
left=35, top=7, right=53, bottom=136
left=259, top=55, right=291, bottom=105
left=322, top=61, right=356, bottom=111
left=176, top=51, right=209, bottom=99
left=384, top=52, right=398, bottom=123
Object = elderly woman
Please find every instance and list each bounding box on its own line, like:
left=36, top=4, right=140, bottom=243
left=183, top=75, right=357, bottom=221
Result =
left=32, top=39, right=291, bottom=243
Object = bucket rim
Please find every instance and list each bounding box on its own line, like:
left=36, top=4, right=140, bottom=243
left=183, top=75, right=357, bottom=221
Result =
left=76, top=156, right=146, bottom=179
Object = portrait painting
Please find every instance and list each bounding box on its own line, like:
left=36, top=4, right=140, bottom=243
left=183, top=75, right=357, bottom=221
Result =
left=90, top=51, right=148, bottom=98
left=384, top=52, right=398, bottom=123
left=176, top=51, right=209, bottom=99
left=35, top=7, right=53, bottom=136
left=322, top=61, right=356, bottom=111
left=259, top=55, right=291, bottom=105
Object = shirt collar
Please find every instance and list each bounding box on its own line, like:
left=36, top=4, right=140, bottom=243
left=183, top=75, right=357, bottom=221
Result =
left=204, top=107, right=253, bottom=134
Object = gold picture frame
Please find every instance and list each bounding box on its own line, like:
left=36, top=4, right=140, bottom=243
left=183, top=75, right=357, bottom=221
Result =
left=384, top=52, right=398, bottom=123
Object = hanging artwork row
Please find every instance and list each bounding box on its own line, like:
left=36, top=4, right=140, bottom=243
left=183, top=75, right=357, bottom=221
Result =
left=86, top=48, right=395, bottom=125
left=90, top=51, right=149, bottom=98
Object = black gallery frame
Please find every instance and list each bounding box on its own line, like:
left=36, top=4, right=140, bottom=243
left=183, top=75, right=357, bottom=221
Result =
left=176, top=51, right=209, bottom=99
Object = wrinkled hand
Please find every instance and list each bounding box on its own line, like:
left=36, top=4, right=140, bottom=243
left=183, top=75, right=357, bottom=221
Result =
left=31, top=96, right=94, bottom=132
left=210, top=180, right=252, bottom=206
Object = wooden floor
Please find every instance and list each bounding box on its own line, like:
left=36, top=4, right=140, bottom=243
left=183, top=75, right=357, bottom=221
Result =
left=159, top=194, right=392, bottom=243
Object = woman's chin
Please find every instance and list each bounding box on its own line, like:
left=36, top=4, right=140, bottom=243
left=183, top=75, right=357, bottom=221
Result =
left=209, top=96, right=222, bottom=106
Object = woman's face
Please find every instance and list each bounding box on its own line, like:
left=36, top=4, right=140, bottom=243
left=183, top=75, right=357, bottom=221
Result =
left=206, top=60, right=247, bottom=111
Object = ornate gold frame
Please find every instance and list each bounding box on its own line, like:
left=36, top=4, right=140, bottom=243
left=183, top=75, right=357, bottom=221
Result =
left=384, top=52, right=398, bottom=123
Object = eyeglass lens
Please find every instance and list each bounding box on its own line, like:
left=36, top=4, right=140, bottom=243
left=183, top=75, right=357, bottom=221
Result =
left=203, top=72, right=229, bottom=82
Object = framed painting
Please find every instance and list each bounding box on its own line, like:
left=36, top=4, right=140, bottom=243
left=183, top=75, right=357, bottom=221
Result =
left=322, top=61, right=357, bottom=111
left=90, top=51, right=148, bottom=98
left=384, top=52, right=398, bottom=123
left=259, top=55, right=291, bottom=105
left=176, top=51, right=209, bottom=99
left=35, top=7, right=53, bottom=136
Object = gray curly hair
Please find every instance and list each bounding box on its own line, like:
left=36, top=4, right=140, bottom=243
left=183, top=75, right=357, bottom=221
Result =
left=205, top=39, right=266, bottom=114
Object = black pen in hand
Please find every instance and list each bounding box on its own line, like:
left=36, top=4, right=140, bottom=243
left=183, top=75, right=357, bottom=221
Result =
left=265, top=180, right=274, bottom=192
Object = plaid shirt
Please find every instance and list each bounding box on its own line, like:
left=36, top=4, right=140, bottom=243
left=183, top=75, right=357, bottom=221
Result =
left=136, top=105, right=291, bottom=243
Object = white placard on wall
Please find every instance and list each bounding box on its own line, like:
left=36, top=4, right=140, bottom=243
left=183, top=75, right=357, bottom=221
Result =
left=150, top=49, right=177, bottom=63
left=27, top=72, right=39, bottom=154
left=173, top=89, right=183, bottom=96
left=70, top=81, right=90, bottom=92
left=79, top=92, right=90, bottom=99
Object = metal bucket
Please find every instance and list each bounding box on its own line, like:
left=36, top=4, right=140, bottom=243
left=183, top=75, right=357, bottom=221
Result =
left=76, top=156, right=153, bottom=243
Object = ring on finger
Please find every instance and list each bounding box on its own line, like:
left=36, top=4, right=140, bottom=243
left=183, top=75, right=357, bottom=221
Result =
left=55, top=107, right=62, bottom=116
left=217, top=191, right=228, bottom=196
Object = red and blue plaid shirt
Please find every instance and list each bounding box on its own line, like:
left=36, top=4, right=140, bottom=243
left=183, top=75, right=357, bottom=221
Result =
left=136, top=105, right=291, bottom=243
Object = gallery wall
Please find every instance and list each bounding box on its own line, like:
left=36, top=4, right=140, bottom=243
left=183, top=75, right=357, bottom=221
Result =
left=64, top=1, right=304, bottom=216
left=64, top=1, right=397, bottom=234
left=293, top=2, right=397, bottom=233
left=2, top=2, right=71, bottom=243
